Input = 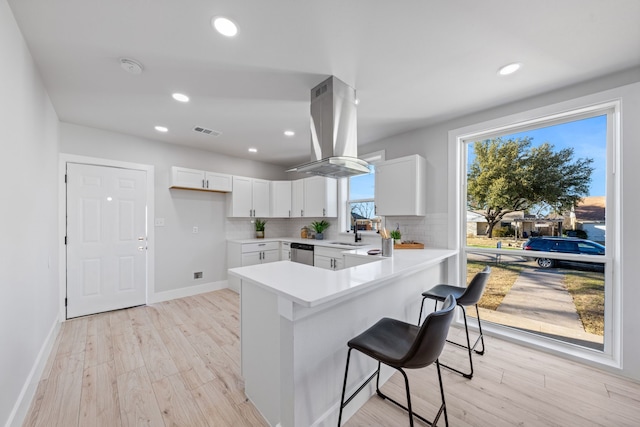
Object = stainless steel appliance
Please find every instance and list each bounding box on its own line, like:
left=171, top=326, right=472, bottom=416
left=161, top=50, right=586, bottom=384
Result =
left=286, top=76, right=369, bottom=178
left=291, top=242, right=314, bottom=266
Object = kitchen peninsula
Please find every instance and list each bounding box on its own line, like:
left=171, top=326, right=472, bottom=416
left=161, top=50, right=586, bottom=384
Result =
left=228, top=246, right=456, bottom=427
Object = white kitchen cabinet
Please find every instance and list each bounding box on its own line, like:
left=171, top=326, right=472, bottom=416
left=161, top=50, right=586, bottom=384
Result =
left=227, top=240, right=280, bottom=291
left=314, top=246, right=344, bottom=270
left=170, top=166, right=232, bottom=192
left=280, top=241, right=291, bottom=261
left=228, top=176, right=270, bottom=217
left=375, top=154, right=426, bottom=216
left=290, top=176, right=337, bottom=218
left=270, top=181, right=292, bottom=217
left=291, top=179, right=305, bottom=217
left=305, top=176, right=337, bottom=217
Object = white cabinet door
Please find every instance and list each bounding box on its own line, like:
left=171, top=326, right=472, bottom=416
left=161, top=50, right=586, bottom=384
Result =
left=270, top=181, right=292, bottom=217
left=229, top=176, right=254, bottom=217
left=241, top=251, right=262, bottom=266
left=252, top=179, right=271, bottom=217
left=291, top=179, right=304, bottom=217
left=204, top=171, right=232, bottom=192
left=262, top=249, right=280, bottom=264
left=314, top=255, right=334, bottom=270
left=280, top=242, right=291, bottom=260
left=304, top=176, right=337, bottom=217
left=170, top=166, right=206, bottom=190
left=375, top=155, right=426, bottom=216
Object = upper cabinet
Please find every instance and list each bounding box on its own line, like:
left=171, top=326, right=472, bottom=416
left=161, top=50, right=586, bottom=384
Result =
left=375, top=155, right=426, bottom=216
left=170, top=166, right=232, bottom=192
left=270, top=180, right=292, bottom=218
left=228, top=176, right=270, bottom=217
left=304, top=176, right=337, bottom=217
left=290, top=177, right=336, bottom=218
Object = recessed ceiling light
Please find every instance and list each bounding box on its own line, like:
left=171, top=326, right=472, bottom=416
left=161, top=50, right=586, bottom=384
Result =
left=212, top=16, right=238, bottom=37
left=248, top=148, right=258, bottom=153
left=284, top=130, right=295, bottom=137
left=172, top=93, right=190, bottom=103
left=498, top=62, right=522, bottom=76
left=154, top=126, right=168, bottom=133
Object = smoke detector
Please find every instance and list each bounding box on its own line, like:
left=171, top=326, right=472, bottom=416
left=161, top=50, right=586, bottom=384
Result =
left=120, top=58, right=144, bottom=75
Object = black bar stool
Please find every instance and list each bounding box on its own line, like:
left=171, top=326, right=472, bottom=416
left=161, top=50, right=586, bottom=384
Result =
left=418, top=266, right=491, bottom=379
left=338, top=295, right=457, bottom=427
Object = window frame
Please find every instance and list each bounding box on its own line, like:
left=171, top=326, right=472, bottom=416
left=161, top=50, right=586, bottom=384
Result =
left=339, top=150, right=385, bottom=234
left=448, top=98, right=621, bottom=368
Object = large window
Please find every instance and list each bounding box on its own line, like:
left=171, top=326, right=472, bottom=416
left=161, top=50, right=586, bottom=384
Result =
left=453, top=101, right=618, bottom=361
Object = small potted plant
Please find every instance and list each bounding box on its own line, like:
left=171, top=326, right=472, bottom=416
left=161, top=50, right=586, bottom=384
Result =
left=310, top=220, right=330, bottom=240
left=390, top=229, right=402, bottom=245
left=254, top=218, right=267, bottom=238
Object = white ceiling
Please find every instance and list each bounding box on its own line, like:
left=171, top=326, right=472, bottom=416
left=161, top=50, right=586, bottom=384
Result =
left=8, top=0, right=640, bottom=167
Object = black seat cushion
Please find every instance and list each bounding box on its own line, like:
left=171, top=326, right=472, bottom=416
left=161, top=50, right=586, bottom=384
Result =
left=348, top=318, right=419, bottom=368
left=422, top=284, right=466, bottom=302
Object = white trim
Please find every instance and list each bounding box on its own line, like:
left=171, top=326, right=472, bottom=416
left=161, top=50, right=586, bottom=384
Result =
left=5, top=318, right=61, bottom=427
left=58, top=154, right=155, bottom=320
left=149, top=280, right=230, bottom=304
left=448, top=89, right=623, bottom=371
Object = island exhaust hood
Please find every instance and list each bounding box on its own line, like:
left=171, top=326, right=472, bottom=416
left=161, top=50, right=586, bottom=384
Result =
left=286, top=76, right=369, bottom=178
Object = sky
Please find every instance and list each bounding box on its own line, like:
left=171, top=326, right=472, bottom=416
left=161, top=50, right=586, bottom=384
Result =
left=471, top=114, right=607, bottom=196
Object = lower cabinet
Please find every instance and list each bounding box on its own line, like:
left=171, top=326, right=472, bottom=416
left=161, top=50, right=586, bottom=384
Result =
left=227, top=241, right=280, bottom=291
left=280, top=241, right=291, bottom=261
left=314, top=246, right=345, bottom=270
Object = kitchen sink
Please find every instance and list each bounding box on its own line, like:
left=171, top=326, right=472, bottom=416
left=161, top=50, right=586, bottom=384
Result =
left=327, top=241, right=369, bottom=247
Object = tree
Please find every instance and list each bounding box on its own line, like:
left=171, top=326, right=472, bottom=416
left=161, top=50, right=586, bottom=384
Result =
left=467, top=137, right=593, bottom=238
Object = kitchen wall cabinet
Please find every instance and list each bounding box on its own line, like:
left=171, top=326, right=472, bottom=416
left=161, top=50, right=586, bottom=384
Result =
left=375, top=154, right=426, bottom=216
left=314, top=246, right=344, bottom=270
left=170, top=166, right=232, bottom=192
left=270, top=181, right=292, bottom=218
left=291, top=179, right=305, bottom=217
left=305, top=176, right=337, bottom=217
left=228, top=176, right=270, bottom=217
left=290, top=177, right=337, bottom=218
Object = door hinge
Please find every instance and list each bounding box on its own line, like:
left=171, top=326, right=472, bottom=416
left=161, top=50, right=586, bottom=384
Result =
left=64, top=174, right=67, bottom=183
left=64, top=236, right=67, bottom=245
left=65, top=298, right=67, bottom=307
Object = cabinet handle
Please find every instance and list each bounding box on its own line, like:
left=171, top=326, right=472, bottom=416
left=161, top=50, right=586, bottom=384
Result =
left=288, top=210, right=291, bottom=217
left=301, top=209, right=304, bottom=217
left=206, top=180, right=209, bottom=189
left=202, top=179, right=205, bottom=188
left=323, top=208, right=326, bottom=217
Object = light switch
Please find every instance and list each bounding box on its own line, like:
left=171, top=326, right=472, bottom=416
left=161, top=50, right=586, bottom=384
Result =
left=155, top=218, right=165, bottom=226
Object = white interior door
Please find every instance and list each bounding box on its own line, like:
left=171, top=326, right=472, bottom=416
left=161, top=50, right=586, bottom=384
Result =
left=66, top=163, right=147, bottom=318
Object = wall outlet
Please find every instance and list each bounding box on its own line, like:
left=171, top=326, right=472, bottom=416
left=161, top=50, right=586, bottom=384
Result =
left=192, top=226, right=199, bottom=233
left=155, top=218, right=165, bottom=226
left=194, top=272, right=203, bottom=279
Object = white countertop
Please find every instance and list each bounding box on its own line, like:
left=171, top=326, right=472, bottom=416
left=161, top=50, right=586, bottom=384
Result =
left=228, top=247, right=456, bottom=308
left=228, top=236, right=374, bottom=250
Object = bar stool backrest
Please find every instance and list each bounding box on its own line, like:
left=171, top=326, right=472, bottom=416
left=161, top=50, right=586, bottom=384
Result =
left=457, top=266, right=491, bottom=306
left=402, top=294, right=456, bottom=369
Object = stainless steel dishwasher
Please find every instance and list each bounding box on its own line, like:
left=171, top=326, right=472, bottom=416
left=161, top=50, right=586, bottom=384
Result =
left=290, top=242, right=314, bottom=266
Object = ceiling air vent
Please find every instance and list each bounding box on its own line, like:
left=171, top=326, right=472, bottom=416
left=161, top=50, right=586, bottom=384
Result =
left=193, top=126, right=222, bottom=137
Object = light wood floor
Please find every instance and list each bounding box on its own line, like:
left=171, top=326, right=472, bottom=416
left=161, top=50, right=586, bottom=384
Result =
left=23, top=289, right=640, bottom=426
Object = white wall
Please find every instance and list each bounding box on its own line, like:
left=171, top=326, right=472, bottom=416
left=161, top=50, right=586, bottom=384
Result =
left=60, top=123, right=293, bottom=296
left=362, top=69, right=640, bottom=381
left=0, top=1, right=60, bottom=425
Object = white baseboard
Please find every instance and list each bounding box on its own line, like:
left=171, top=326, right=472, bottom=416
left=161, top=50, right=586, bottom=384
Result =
left=6, top=317, right=61, bottom=427
left=149, top=280, right=229, bottom=304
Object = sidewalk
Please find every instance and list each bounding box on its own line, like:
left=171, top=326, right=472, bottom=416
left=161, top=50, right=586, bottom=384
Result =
left=475, top=267, right=603, bottom=348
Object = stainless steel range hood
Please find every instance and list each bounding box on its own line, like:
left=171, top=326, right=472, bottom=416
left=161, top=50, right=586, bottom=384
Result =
left=287, top=76, right=369, bottom=178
